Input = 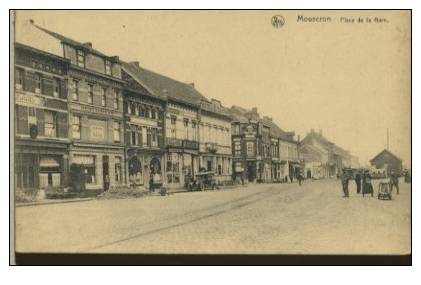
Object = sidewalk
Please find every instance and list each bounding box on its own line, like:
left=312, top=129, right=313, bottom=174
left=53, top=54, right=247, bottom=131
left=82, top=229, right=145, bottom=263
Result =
left=16, top=197, right=95, bottom=208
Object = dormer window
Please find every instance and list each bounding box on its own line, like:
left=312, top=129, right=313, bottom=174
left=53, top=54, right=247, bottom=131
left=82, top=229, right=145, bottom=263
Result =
left=105, top=60, right=112, bottom=75
left=77, top=50, right=85, bottom=68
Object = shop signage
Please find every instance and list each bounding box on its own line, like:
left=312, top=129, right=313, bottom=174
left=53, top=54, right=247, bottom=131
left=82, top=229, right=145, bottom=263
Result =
left=15, top=93, right=45, bottom=108
left=71, top=103, right=120, bottom=116
left=129, top=116, right=158, bottom=127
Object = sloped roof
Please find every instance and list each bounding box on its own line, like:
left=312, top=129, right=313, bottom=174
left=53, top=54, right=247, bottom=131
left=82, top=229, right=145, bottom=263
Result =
left=301, top=131, right=351, bottom=158
left=370, top=149, right=402, bottom=164
left=122, top=62, right=207, bottom=106
left=34, top=24, right=111, bottom=59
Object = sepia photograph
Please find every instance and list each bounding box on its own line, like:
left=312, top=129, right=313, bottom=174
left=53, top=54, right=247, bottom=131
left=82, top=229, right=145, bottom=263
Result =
left=10, top=10, right=411, bottom=265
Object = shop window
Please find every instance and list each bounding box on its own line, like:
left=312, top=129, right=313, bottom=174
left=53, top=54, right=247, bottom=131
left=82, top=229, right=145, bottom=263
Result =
left=113, top=121, right=121, bottom=142
left=53, top=78, right=61, bottom=98
left=44, top=110, right=57, bottom=137
left=15, top=68, right=24, bottom=90
left=166, top=153, right=180, bottom=184
left=77, top=50, right=85, bottom=68
left=88, top=84, right=94, bottom=104
left=72, top=80, right=79, bottom=101
left=101, top=87, right=106, bottom=106
left=115, top=157, right=122, bottom=183
left=105, top=60, right=112, bottom=75
left=72, top=115, right=81, bottom=139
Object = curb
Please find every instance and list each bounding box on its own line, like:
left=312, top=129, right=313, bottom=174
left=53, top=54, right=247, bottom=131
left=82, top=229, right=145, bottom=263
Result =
left=16, top=198, right=95, bottom=208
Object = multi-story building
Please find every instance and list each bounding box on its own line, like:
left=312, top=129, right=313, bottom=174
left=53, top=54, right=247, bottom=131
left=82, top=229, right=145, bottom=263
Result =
left=121, top=62, right=166, bottom=188
left=120, top=62, right=205, bottom=188
left=14, top=43, right=70, bottom=191
left=199, top=99, right=232, bottom=183
left=29, top=24, right=126, bottom=193
left=300, top=129, right=356, bottom=178
left=230, top=106, right=298, bottom=183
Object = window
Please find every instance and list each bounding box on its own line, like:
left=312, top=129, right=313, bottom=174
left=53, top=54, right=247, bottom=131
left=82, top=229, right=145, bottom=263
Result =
left=145, top=107, right=150, bottom=118
left=134, top=104, right=139, bottom=116
left=72, top=80, right=79, bottom=101
left=183, top=119, right=189, bottom=140
left=113, top=121, right=121, bottom=142
left=131, top=131, right=137, bottom=145
left=234, top=141, right=241, bottom=156
left=170, top=116, right=176, bottom=138
left=115, top=157, right=122, bottom=183
left=28, top=107, right=36, bottom=126
left=88, top=84, right=94, bottom=104
left=166, top=153, right=180, bottom=184
left=130, top=103, right=136, bottom=115
left=151, top=128, right=158, bottom=147
left=72, top=115, right=81, bottom=139
left=113, top=89, right=119, bottom=109
left=139, top=106, right=145, bottom=117
left=101, top=87, right=106, bottom=107
left=246, top=142, right=254, bottom=157
left=15, top=68, right=24, bottom=89
left=191, top=121, right=197, bottom=141
left=77, top=50, right=85, bottom=67
left=35, top=73, right=41, bottom=93
left=151, top=108, right=156, bottom=119
left=105, top=60, right=112, bottom=75
left=44, top=111, right=56, bottom=137
left=53, top=78, right=61, bottom=98
left=127, top=102, right=132, bottom=114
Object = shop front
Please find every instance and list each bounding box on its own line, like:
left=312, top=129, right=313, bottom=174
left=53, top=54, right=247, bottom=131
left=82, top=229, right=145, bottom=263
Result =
left=127, top=148, right=164, bottom=189
left=165, top=149, right=199, bottom=188
left=15, top=141, right=68, bottom=191
left=69, top=145, right=125, bottom=193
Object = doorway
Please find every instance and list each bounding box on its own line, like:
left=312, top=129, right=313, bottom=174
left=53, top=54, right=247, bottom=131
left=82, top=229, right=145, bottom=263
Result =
left=102, top=155, right=109, bottom=191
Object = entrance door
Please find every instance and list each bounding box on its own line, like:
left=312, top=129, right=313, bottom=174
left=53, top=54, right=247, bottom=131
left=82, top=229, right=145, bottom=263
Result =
left=307, top=169, right=312, bottom=179
left=103, top=156, right=109, bottom=191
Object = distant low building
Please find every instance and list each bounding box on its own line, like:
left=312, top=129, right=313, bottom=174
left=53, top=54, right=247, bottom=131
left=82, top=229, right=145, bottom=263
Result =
left=370, top=149, right=402, bottom=176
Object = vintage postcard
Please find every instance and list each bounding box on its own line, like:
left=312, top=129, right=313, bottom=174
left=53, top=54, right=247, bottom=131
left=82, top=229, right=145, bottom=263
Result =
left=11, top=10, right=411, bottom=264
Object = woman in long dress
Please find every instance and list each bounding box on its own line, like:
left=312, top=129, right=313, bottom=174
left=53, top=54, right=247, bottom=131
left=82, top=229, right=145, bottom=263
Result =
left=362, top=170, right=374, bottom=197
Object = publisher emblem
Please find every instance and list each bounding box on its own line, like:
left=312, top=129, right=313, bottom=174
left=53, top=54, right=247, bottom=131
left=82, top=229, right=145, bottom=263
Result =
left=271, top=15, right=285, bottom=28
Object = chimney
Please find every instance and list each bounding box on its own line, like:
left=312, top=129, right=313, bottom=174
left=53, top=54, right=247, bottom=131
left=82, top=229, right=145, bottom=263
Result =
left=189, top=82, right=195, bottom=88
left=83, top=42, right=93, bottom=48
left=263, top=116, right=272, bottom=122
left=211, top=98, right=221, bottom=106
left=130, top=61, right=140, bottom=68
left=110, top=56, right=120, bottom=62
left=251, top=107, right=258, bottom=114
left=29, top=19, right=35, bottom=25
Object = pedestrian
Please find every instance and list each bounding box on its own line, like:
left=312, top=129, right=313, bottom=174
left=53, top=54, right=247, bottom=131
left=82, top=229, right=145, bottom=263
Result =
left=355, top=171, right=362, bottom=194
left=389, top=170, right=400, bottom=195
left=104, top=174, right=110, bottom=192
left=341, top=172, right=350, bottom=198
left=298, top=172, right=304, bottom=186
left=362, top=170, right=374, bottom=197
left=149, top=171, right=154, bottom=192
left=289, top=175, right=293, bottom=183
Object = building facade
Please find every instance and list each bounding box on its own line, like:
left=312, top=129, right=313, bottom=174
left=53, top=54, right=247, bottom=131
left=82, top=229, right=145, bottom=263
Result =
left=29, top=25, right=126, bottom=193
left=14, top=43, right=70, bottom=191
left=122, top=64, right=166, bottom=189
left=199, top=99, right=232, bottom=183
left=370, top=149, right=403, bottom=176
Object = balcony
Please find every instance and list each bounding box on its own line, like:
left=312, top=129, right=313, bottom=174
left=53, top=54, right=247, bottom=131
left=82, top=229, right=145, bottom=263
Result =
left=183, top=139, right=199, bottom=150
left=166, top=138, right=199, bottom=150
left=205, top=143, right=219, bottom=153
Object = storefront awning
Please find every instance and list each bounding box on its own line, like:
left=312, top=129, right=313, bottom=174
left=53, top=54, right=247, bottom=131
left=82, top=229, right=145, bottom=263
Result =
left=40, top=157, right=60, bottom=168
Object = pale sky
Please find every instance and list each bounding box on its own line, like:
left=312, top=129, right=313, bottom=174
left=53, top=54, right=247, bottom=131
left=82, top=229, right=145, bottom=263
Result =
left=14, top=10, right=411, bottom=166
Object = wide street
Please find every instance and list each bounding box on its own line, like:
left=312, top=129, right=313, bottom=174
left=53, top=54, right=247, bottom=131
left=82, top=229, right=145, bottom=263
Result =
left=15, top=178, right=411, bottom=255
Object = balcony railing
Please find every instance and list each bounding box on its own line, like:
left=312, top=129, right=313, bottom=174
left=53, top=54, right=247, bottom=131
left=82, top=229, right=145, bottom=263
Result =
left=183, top=139, right=199, bottom=150
left=166, top=137, right=183, bottom=148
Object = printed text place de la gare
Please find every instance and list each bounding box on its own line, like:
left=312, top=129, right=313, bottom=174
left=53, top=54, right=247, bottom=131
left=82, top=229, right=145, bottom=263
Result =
left=297, top=15, right=332, bottom=23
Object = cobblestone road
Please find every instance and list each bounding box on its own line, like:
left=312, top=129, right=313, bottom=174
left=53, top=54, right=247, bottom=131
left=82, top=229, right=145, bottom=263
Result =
left=15, top=178, right=411, bottom=254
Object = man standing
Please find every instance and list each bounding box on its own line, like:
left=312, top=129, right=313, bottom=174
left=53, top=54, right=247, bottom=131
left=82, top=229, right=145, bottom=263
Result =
left=390, top=170, right=400, bottom=195
left=298, top=171, right=304, bottom=186
left=355, top=171, right=362, bottom=194
left=341, top=172, right=350, bottom=198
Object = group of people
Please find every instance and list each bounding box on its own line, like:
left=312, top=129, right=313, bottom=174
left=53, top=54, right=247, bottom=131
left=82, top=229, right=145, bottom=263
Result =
left=340, top=169, right=400, bottom=198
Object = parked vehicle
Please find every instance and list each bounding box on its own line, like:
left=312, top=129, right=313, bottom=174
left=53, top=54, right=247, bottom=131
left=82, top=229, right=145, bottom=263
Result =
left=186, top=171, right=218, bottom=191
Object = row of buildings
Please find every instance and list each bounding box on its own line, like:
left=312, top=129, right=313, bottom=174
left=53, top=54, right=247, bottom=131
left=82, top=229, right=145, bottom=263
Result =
left=13, top=22, right=356, bottom=194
